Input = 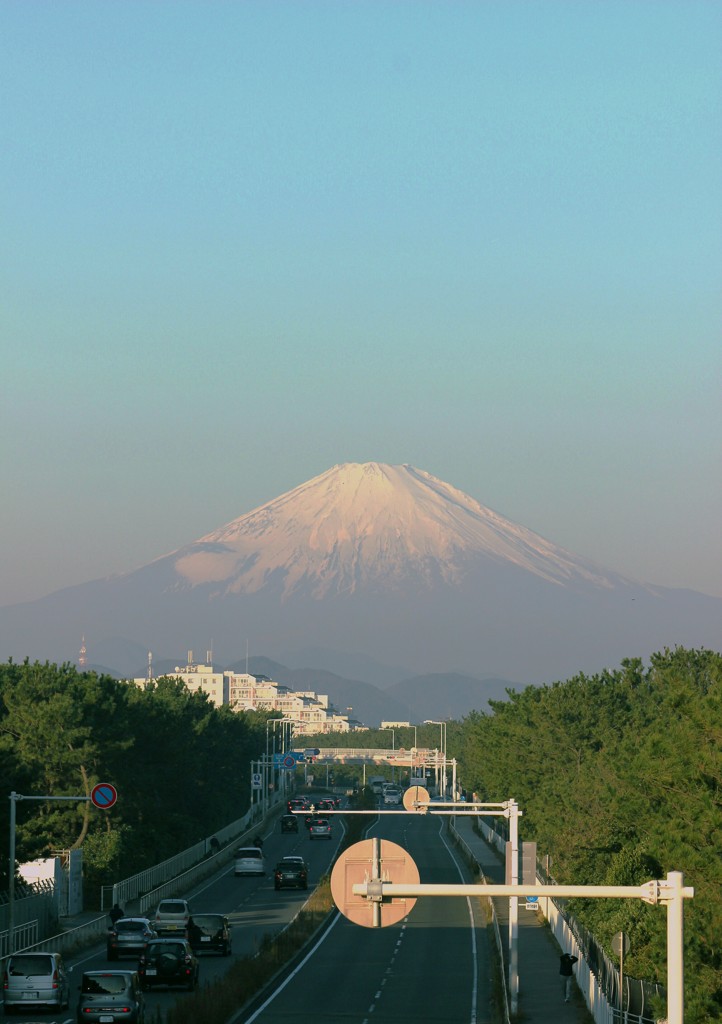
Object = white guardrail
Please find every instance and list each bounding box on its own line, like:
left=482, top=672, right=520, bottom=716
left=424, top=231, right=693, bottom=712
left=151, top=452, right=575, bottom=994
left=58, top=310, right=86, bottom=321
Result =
left=0, top=800, right=281, bottom=967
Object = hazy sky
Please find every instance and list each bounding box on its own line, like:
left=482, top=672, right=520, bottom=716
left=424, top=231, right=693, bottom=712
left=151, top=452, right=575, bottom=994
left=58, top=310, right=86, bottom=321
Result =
left=2, top=0, right=720, bottom=607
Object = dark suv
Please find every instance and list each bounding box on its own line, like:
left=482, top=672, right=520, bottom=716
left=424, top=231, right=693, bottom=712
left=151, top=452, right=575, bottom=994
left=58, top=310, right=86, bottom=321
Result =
left=188, top=914, right=232, bottom=956
left=274, top=857, right=308, bottom=890
left=280, top=814, right=299, bottom=833
left=137, top=939, right=199, bottom=991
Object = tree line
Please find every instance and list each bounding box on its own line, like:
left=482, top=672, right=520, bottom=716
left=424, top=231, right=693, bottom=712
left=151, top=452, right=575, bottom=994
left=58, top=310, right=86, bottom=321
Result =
left=3, top=648, right=719, bottom=1019
left=455, top=646, right=721, bottom=1023
left=0, top=660, right=269, bottom=904
left=308, top=647, right=721, bottom=1022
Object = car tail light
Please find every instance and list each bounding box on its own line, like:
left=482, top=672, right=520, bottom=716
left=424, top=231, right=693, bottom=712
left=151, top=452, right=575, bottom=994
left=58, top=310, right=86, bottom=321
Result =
left=52, top=968, right=59, bottom=989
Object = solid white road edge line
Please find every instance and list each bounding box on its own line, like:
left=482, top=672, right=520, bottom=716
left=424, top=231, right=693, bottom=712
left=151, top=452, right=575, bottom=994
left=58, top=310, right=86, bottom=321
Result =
left=232, top=911, right=342, bottom=1024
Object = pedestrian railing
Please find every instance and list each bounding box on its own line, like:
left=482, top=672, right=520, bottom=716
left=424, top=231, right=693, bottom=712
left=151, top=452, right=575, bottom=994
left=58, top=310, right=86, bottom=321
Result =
left=112, top=807, right=256, bottom=908
left=478, top=818, right=663, bottom=1024
left=0, top=914, right=107, bottom=969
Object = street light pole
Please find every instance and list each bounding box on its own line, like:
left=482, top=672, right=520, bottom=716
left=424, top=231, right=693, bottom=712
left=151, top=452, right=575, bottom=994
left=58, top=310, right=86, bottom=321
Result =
left=380, top=727, right=396, bottom=781
left=265, top=717, right=296, bottom=808
left=424, top=720, right=446, bottom=797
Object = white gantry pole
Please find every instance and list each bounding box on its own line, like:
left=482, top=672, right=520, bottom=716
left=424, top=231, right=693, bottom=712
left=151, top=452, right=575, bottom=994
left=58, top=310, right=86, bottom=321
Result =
left=508, top=798, right=520, bottom=1014
left=348, top=876, right=693, bottom=1024
left=666, top=871, right=685, bottom=1024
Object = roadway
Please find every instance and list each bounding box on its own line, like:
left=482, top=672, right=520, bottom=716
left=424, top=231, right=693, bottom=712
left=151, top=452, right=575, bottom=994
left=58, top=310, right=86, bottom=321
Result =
left=6, top=797, right=343, bottom=1024
left=6, top=798, right=494, bottom=1023
left=239, top=806, right=494, bottom=1024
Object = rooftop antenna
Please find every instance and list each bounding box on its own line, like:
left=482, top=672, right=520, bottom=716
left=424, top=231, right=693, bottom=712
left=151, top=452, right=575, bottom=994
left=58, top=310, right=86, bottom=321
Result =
left=245, top=638, right=249, bottom=675
left=207, top=639, right=213, bottom=666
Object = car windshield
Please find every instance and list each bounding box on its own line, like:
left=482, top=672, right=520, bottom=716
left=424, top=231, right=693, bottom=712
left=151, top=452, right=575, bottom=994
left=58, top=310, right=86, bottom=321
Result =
left=82, top=974, right=130, bottom=995
left=158, top=902, right=186, bottom=914
left=236, top=849, right=261, bottom=858
left=192, top=915, right=222, bottom=930
left=8, top=955, right=53, bottom=977
left=117, top=921, right=146, bottom=932
left=148, top=943, right=184, bottom=955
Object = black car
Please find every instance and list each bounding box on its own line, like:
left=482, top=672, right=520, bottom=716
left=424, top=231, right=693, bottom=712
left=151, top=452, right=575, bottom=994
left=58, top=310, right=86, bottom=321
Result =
left=280, top=814, right=299, bottom=833
left=137, top=939, right=199, bottom=991
left=274, top=857, right=308, bottom=890
left=188, top=914, right=232, bottom=956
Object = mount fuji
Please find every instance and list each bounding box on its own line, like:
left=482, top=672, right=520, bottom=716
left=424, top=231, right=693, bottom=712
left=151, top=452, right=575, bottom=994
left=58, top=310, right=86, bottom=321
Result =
left=1, top=462, right=719, bottom=685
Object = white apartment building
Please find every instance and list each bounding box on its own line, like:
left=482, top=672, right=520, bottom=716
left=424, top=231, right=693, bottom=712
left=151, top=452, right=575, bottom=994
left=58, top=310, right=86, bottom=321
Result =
left=133, top=653, right=229, bottom=705
left=133, top=658, right=351, bottom=735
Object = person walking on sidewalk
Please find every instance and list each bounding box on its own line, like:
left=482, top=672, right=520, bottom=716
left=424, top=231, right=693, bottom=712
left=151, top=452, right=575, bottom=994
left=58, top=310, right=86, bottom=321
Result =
left=559, top=952, right=578, bottom=1002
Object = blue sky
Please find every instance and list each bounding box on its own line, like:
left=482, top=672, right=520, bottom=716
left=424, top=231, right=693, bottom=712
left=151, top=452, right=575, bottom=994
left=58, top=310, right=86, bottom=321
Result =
left=2, top=0, right=720, bottom=606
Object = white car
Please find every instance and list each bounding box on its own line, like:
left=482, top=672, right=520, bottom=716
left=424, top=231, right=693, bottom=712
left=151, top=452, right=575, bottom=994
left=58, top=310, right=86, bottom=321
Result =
left=383, top=786, right=402, bottom=805
left=153, top=898, right=191, bottom=936
left=234, top=846, right=266, bottom=876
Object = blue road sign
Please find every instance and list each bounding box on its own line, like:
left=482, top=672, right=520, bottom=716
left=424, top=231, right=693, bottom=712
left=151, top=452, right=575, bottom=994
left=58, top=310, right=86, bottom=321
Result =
left=91, top=783, right=117, bottom=809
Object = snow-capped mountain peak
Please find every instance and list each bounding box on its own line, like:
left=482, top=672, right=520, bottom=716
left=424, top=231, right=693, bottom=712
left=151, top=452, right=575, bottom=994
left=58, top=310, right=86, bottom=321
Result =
left=172, top=462, right=618, bottom=596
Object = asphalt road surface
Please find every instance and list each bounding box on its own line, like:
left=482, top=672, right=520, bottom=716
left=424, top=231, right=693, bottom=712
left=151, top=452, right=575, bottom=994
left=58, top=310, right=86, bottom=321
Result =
left=4, top=797, right=342, bottom=1024
left=238, top=807, right=494, bottom=1024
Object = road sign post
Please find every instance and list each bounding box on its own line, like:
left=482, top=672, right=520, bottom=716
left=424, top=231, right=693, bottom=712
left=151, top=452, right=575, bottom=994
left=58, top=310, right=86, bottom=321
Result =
left=8, top=786, right=118, bottom=954
left=612, top=931, right=630, bottom=1012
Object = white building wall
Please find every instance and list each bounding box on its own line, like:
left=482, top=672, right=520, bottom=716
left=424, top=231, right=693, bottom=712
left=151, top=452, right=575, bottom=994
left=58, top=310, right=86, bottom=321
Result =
left=131, top=664, right=353, bottom=731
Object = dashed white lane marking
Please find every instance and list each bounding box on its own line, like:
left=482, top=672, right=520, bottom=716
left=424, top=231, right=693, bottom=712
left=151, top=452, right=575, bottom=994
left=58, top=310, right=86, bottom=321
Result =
left=438, top=817, right=479, bottom=1024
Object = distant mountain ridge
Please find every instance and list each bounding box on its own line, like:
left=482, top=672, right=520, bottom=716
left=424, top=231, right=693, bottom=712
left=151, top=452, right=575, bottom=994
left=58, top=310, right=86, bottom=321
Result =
left=82, top=646, right=510, bottom=726
left=0, top=462, right=719, bottom=683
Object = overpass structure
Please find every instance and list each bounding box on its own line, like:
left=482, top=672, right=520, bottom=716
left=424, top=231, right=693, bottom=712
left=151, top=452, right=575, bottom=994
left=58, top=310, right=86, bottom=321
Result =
left=298, top=747, right=458, bottom=799
left=303, top=746, right=436, bottom=766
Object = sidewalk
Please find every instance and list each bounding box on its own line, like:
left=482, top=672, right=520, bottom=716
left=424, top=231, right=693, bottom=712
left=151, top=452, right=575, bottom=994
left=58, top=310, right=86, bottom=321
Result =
left=453, top=815, right=593, bottom=1023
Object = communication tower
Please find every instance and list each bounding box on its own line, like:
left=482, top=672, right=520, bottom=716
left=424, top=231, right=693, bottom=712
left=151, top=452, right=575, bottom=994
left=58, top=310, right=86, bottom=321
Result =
left=78, top=635, right=87, bottom=669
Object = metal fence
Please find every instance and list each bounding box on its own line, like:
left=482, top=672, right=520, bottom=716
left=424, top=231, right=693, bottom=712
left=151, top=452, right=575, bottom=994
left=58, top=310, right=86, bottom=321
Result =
left=0, top=796, right=276, bottom=969
left=478, top=818, right=664, bottom=1024
left=2, top=913, right=108, bottom=962
left=0, top=881, right=56, bottom=958
left=111, top=806, right=257, bottom=908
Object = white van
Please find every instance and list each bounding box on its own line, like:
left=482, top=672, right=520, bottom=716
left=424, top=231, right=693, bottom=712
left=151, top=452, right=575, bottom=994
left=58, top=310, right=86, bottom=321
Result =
left=369, top=776, right=386, bottom=795
left=234, top=846, right=266, bottom=876
left=383, top=785, right=402, bottom=805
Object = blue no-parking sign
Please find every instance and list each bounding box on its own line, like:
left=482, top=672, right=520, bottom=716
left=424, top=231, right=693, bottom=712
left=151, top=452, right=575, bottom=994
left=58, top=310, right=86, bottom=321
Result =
left=90, top=783, right=117, bottom=809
